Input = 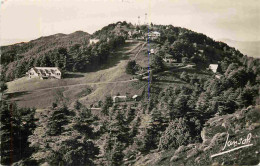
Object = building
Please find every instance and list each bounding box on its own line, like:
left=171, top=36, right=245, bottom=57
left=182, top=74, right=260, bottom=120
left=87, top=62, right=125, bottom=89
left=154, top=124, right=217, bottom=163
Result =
left=150, top=49, right=155, bottom=54
left=26, top=67, right=61, bottom=79
left=209, top=64, right=219, bottom=73
left=116, top=22, right=121, bottom=28
left=89, top=39, right=100, bottom=45
left=147, top=31, right=160, bottom=40
left=113, top=96, right=127, bottom=103
left=128, top=31, right=133, bottom=39
left=215, top=74, right=221, bottom=79
left=132, top=95, right=140, bottom=101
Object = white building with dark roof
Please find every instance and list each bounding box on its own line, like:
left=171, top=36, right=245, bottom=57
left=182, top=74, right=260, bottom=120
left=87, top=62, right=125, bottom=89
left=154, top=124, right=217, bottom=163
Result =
left=147, top=31, right=161, bottom=40
left=26, top=67, right=61, bottom=79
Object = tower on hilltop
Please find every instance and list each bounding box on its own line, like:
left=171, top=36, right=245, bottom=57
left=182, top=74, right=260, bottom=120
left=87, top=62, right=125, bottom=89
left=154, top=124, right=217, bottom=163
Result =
left=145, top=13, right=148, bottom=25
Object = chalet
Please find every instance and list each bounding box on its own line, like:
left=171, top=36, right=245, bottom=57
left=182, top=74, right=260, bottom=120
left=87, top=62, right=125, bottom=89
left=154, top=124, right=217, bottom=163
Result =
left=89, top=39, right=100, bottom=44
left=26, top=67, right=61, bottom=79
left=113, top=96, right=127, bottom=103
left=147, top=31, right=160, bottom=40
left=209, top=64, right=218, bottom=73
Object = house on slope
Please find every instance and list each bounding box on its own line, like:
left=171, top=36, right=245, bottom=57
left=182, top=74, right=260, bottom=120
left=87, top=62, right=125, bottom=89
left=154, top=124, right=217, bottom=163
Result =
left=132, top=95, right=140, bottom=101
left=113, top=96, right=127, bottom=103
left=128, top=31, right=133, bottom=39
left=89, top=38, right=100, bottom=45
left=147, top=31, right=160, bottom=40
left=215, top=74, right=221, bottom=79
left=26, top=67, right=61, bottom=79
left=209, top=64, right=218, bottom=73
left=150, top=49, right=155, bottom=54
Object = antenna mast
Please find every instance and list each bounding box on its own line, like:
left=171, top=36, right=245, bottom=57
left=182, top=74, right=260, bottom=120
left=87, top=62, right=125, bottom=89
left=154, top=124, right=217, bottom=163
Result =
left=145, top=13, right=148, bottom=25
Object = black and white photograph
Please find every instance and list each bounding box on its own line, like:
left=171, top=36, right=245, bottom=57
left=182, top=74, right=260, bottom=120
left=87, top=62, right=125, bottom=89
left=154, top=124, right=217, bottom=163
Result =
left=0, top=0, right=259, bottom=165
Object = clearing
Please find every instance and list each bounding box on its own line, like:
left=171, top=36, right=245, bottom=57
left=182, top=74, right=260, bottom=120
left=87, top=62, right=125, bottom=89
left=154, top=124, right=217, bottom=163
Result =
left=6, top=41, right=147, bottom=109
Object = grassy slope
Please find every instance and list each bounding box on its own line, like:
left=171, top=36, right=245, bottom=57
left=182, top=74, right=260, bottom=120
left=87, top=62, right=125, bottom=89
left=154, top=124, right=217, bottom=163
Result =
left=6, top=41, right=148, bottom=108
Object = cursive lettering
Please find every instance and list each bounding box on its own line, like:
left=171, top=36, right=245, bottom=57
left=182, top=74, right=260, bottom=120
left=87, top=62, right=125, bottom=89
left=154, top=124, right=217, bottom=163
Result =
left=222, top=133, right=252, bottom=151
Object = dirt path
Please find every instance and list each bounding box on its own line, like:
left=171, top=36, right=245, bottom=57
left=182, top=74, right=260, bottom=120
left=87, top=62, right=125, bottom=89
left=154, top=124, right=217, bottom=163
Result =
left=22, top=78, right=139, bottom=92
left=134, top=42, right=146, bottom=60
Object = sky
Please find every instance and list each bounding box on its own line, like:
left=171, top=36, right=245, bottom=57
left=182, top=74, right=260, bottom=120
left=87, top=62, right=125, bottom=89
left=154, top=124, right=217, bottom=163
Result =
left=0, top=0, right=259, bottom=46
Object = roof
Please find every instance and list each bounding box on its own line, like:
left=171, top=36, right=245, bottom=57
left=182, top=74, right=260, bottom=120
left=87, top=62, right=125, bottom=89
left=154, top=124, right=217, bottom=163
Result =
left=132, top=95, right=139, bottom=99
left=31, top=67, right=61, bottom=74
left=113, top=96, right=127, bottom=99
left=152, top=31, right=160, bottom=34
left=209, top=64, right=218, bottom=72
left=209, top=64, right=218, bottom=68
left=34, top=67, right=60, bottom=70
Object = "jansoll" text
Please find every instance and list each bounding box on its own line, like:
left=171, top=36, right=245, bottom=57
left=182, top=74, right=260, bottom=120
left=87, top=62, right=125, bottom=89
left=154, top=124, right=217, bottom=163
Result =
left=222, top=133, right=252, bottom=151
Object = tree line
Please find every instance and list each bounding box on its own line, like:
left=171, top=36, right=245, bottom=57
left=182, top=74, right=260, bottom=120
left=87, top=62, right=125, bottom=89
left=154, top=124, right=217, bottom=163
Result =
left=2, top=35, right=125, bottom=81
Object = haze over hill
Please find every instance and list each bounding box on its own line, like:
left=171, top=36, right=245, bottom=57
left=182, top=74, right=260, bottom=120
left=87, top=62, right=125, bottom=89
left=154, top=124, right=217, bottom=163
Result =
left=220, top=38, right=260, bottom=58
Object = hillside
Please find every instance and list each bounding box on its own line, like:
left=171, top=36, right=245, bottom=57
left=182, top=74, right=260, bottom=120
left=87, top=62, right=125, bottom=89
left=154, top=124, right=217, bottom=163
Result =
left=1, top=31, right=90, bottom=81
left=134, top=106, right=260, bottom=166
left=1, top=31, right=90, bottom=62
left=6, top=40, right=147, bottom=108
left=220, top=39, right=260, bottom=58
left=1, top=22, right=260, bottom=166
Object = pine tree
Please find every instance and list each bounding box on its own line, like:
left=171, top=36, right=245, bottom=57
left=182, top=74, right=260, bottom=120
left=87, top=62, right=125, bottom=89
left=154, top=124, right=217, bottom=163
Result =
left=158, top=118, right=192, bottom=150
left=47, top=105, right=70, bottom=136
left=111, top=141, right=124, bottom=166
left=73, top=108, right=95, bottom=138
left=0, top=76, right=36, bottom=165
left=110, top=111, right=130, bottom=144
left=74, top=100, right=82, bottom=110
left=0, top=101, right=14, bottom=165
left=102, top=96, right=113, bottom=115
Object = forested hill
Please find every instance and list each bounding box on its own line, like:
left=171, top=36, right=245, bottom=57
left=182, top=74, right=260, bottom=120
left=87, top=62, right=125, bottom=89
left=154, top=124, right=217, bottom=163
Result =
left=1, top=21, right=259, bottom=82
left=1, top=31, right=90, bottom=79
left=1, top=31, right=90, bottom=62
left=1, top=27, right=125, bottom=81
left=1, top=22, right=260, bottom=166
